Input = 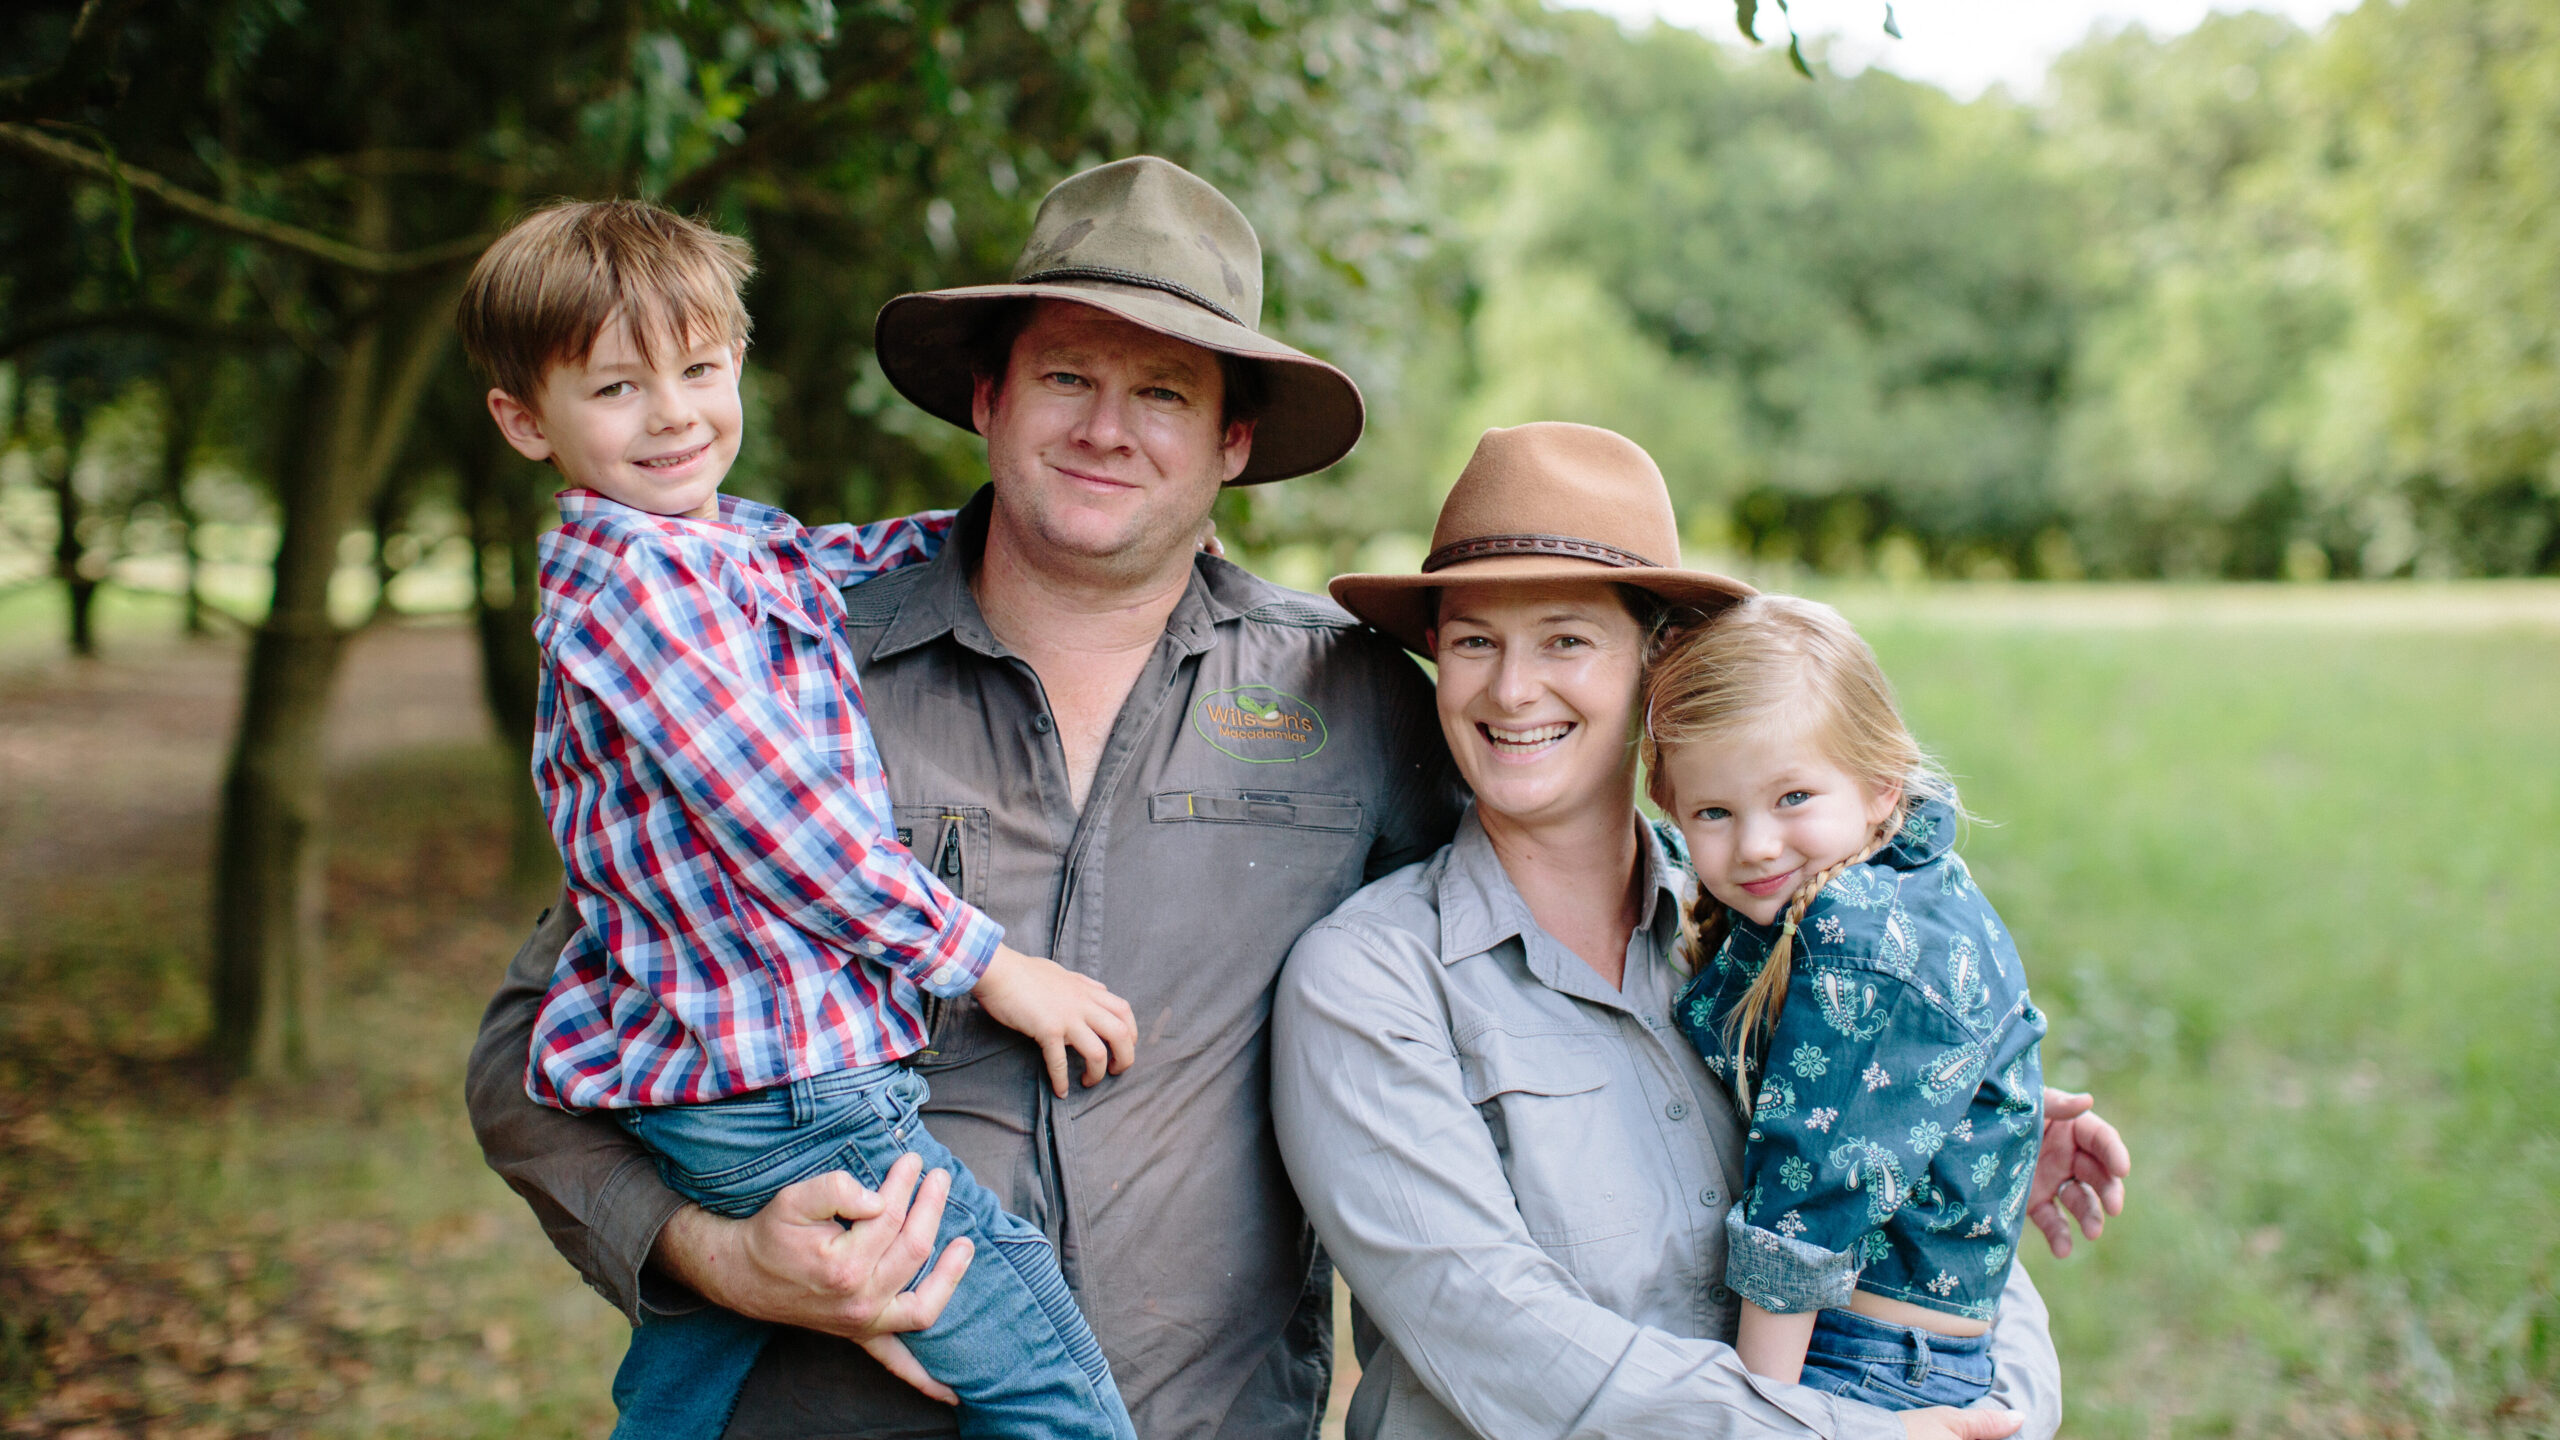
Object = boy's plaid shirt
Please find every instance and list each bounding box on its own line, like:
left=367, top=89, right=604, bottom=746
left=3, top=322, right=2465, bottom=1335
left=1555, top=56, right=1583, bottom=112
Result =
left=525, top=489, right=1000, bottom=1111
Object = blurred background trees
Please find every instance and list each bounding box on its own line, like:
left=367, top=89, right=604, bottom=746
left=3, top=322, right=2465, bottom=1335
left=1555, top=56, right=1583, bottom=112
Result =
left=3, top=0, right=2558, bottom=1080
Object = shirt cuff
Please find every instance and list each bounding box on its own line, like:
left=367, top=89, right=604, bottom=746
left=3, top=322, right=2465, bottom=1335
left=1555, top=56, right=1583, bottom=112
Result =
left=783, top=895, right=1005, bottom=998
left=593, top=1152, right=697, bottom=1325
left=1724, top=1208, right=1860, bottom=1314
left=911, top=901, right=1004, bottom=998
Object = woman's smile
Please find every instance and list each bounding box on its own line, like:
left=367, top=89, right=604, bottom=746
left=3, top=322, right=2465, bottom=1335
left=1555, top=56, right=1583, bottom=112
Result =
left=1479, top=720, right=1577, bottom=760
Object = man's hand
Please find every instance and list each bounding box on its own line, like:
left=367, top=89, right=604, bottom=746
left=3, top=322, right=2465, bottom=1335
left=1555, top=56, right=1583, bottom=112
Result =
left=2030, top=1088, right=2131, bottom=1258
left=651, top=1153, right=974, bottom=1403
left=1902, top=1407, right=2023, bottom=1440
left=973, top=944, right=1138, bottom=1097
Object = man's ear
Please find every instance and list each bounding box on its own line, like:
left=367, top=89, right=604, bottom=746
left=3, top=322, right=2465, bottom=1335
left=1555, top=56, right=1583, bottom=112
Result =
left=488, top=388, right=553, bottom=463
left=1218, top=418, right=1255, bottom=484
left=969, top=372, right=999, bottom=435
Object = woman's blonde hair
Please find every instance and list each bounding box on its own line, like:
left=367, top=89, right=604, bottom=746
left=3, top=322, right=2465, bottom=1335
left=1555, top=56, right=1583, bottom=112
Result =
left=1638, top=594, right=1957, bottom=1091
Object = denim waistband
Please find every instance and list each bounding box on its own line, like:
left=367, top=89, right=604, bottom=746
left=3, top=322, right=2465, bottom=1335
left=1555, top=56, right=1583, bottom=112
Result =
left=645, top=1062, right=910, bottom=1122
left=1809, top=1305, right=1995, bottom=1362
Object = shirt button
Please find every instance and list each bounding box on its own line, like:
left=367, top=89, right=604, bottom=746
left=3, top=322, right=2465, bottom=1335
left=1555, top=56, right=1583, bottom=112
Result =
left=1710, top=1283, right=1735, bottom=1304
left=1031, top=713, right=1054, bottom=734
left=1666, top=1101, right=1689, bottom=1120
left=1699, top=1186, right=1720, bottom=1207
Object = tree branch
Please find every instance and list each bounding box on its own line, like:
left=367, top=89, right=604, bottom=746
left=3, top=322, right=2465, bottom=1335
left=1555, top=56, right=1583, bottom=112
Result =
left=0, top=304, right=277, bottom=357
left=0, top=0, right=151, bottom=124
left=0, top=122, right=492, bottom=274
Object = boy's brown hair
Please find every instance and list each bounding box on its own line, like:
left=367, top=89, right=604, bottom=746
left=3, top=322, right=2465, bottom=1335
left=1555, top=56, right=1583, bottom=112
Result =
left=456, top=200, right=755, bottom=407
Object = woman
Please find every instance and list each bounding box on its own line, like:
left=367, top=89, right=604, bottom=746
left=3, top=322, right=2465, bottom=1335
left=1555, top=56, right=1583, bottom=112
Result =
left=1271, top=423, right=2118, bottom=1440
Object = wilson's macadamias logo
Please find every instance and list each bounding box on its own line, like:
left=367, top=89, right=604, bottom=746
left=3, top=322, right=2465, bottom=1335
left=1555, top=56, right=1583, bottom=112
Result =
left=1193, top=685, right=1328, bottom=763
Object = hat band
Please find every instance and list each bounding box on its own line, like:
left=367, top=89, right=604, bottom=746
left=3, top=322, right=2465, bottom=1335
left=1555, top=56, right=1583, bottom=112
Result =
left=1014, top=266, right=1248, bottom=328
left=1422, top=533, right=1662, bottom=573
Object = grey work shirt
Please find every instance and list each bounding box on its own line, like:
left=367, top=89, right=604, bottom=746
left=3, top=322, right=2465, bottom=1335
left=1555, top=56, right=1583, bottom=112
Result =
left=1270, top=808, right=2063, bottom=1440
left=465, top=487, right=1463, bottom=1439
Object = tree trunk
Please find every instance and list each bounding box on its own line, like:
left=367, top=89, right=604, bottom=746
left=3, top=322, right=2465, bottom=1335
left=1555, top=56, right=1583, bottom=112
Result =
left=208, top=255, right=458, bottom=1080
left=47, top=402, right=97, bottom=658
left=158, top=358, right=211, bottom=637
left=211, top=616, right=341, bottom=1076
left=366, top=466, right=413, bottom=626
left=463, top=428, right=558, bottom=895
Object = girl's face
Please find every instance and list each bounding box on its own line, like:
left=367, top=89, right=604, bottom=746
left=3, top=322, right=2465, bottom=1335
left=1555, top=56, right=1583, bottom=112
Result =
left=1429, top=581, right=1648, bottom=832
left=1658, top=715, right=1902, bottom=927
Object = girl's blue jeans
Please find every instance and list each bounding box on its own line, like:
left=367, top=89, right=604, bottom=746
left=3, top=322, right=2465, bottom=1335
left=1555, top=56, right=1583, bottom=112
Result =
left=1791, top=1306, right=1996, bottom=1412
left=609, top=1064, right=1135, bottom=1440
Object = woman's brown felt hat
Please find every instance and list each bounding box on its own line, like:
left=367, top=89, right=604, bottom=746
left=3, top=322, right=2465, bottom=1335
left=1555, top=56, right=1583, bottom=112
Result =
left=1329, top=422, right=1755, bottom=654
left=873, top=156, right=1364, bottom=485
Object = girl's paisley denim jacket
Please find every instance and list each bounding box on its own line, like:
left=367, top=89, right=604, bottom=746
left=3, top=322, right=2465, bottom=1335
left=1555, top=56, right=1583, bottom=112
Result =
left=1674, top=797, right=2045, bottom=1323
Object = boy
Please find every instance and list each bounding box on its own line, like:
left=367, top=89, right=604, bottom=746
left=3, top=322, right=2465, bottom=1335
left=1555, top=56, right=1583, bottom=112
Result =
left=457, top=200, right=1139, bottom=1440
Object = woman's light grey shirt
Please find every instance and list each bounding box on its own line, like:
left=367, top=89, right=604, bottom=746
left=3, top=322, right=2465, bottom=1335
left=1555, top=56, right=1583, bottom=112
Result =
left=1272, top=807, right=2063, bottom=1440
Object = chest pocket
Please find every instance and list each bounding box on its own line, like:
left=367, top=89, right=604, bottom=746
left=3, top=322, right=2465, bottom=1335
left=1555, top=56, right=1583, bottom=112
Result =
left=1455, top=1029, right=1637, bottom=1248
left=1147, top=789, right=1371, bottom=915
left=891, top=804, right=994, bottom=1065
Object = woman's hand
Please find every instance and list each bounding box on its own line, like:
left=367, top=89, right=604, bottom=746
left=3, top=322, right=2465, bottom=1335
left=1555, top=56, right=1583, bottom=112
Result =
left=2030, top=1088, right=2131, bottom=1257
left=650, top=1152, right=974, bottom=1403
left=1902, top=1406, right=2024, bottom=1440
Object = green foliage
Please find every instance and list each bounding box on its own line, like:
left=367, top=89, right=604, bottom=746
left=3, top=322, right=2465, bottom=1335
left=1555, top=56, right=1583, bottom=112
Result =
left=1251, top=2, right=2560, bottom=581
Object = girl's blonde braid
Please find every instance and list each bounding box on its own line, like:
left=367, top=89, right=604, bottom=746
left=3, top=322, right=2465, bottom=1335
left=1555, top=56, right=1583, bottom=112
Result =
left=1725, top=805, right=1907, bottom=1110
left=1681, top=883, right=1732, bottom=976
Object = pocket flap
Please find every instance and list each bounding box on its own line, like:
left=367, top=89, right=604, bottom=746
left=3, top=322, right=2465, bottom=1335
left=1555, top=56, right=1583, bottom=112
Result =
left=1456, top=1029, right=1612, bottom=1104
left=723, top=563, right=836, bottom=640
left=1148, top=789, right=1363, bottom=831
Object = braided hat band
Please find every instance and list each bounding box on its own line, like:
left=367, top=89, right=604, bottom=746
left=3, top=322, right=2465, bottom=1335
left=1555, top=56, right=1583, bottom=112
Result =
left=1422, top=533, right=1664, bottom=573
left=1012, top=266, right=1246, bottom=328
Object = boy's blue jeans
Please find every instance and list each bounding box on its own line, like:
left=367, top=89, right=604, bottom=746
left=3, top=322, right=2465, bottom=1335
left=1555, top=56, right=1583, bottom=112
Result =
left=609, top=1064, right=1135, bottom=1440
left=1791, top=1306, right=1996, bottom=1412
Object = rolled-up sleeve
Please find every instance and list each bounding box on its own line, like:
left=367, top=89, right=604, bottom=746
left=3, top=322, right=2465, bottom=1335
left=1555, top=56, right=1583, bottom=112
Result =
left=1272, top=916, right=1900, bottom=1440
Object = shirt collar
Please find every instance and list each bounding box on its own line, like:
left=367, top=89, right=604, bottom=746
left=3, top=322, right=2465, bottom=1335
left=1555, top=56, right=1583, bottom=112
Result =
left=554, top=488, right=801, bottom=554
left=869, top=483, right=1249, bottom=664
left=1876, top=795, right=1961, bottom=868
left=1434, top=804, right=1690, bottom=976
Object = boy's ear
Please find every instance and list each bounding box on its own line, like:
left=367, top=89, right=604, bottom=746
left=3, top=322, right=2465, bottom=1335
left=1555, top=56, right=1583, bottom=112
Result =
left=487, top=388, right=553, bottom=463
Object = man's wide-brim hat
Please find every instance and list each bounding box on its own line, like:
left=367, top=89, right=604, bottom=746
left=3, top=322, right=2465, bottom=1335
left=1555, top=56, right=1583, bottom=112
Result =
left=873, top=156, right=1364, bottom=485
left=1330, top=422, right=1755, bottom=654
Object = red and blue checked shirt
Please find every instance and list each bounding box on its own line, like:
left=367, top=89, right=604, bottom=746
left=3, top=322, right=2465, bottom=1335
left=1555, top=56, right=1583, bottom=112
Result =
left=526, top=489, right=1001, bottom=1111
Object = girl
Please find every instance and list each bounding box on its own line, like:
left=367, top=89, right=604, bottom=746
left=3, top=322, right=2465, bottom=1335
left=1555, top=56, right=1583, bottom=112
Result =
left=1641, top=593, right=2046, bottom=1413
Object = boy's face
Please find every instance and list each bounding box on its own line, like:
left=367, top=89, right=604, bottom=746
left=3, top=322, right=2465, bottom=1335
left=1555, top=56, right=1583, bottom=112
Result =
left=488, top=315, right=744, bottom=519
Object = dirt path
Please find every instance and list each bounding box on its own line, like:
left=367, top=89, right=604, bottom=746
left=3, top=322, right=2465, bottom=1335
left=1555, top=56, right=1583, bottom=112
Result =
left=0, top=624, right=493, bottom=929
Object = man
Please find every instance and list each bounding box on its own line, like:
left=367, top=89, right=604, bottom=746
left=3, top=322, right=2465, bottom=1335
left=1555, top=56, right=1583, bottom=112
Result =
left=466, top=156, right=2130, bottom=1439
left=467, top=155, right=1465, bottom=1438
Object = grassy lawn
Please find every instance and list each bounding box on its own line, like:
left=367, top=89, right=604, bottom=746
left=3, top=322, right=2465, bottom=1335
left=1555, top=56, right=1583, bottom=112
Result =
left=1, top=585, right=2554, bottom=1437
left=1844, top=588, right=2560, bottom=1437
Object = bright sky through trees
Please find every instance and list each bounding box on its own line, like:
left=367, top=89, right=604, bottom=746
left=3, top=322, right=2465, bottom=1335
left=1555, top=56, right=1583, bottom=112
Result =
left=1563, top=0, right=2362, bottom=96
